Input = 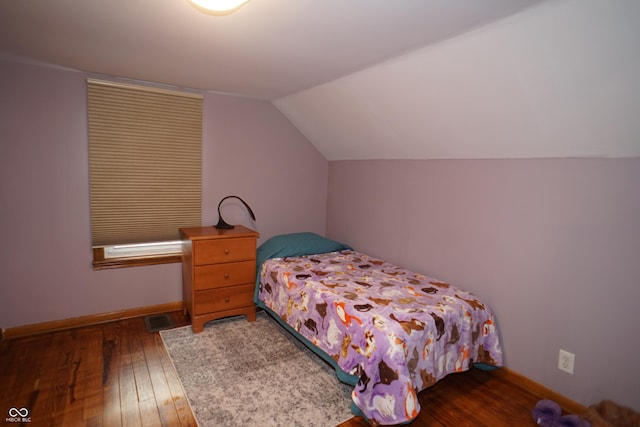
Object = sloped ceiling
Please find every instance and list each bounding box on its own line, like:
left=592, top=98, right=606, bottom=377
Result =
left=0, top=0, right=539, bottom=99
left=1, top=0, right=639, bottom=160
left=274, top=0, right=640, bottom=160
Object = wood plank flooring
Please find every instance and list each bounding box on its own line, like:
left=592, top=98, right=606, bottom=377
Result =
left=337, top=366, right=585, bottom=427
left=0, top=312, right=583, bottom=426
left=0, top=312, right=196, bottom=427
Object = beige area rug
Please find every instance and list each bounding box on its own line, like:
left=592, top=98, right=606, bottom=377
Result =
left=160, top=312, right=354, bottom=427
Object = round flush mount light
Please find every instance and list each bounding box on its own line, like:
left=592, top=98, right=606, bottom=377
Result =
left=187, top=0, right=250, bottom=15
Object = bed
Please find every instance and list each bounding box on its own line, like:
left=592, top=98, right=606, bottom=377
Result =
left=254, top=233, right=503, bottom=425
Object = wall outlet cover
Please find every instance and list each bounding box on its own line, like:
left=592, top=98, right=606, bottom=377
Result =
left=558, top=349, right=575, bottom=374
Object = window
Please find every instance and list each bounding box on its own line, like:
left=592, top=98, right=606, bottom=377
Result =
left=87, top=79, right=203, bottom=269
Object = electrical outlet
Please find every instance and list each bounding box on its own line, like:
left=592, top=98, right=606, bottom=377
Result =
left=558, top=349, right=575, bottom=374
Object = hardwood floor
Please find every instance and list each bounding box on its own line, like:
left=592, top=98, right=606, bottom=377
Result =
left=337, top=367, right=585, bottom=427
left=0, top=312, right=196, bottom=427
left=1, top=312, right=584, bottom=426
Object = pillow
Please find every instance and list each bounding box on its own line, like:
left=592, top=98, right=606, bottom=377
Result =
left=257, top=232, right=351, bottom=267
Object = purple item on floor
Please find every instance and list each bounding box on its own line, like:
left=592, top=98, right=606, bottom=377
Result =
left=532, top=399, right=562, bottom=426
left=555, top=414, right=592, bottom=427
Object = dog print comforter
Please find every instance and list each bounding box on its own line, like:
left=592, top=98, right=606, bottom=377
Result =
left=258, top=249, right=503, bottom=425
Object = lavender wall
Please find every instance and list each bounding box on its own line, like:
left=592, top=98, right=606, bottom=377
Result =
left=327, top=158, right=640, bottom=411
left=201, top=93, right=327, bottom=240
left=0, top=58, right=327, bottom=329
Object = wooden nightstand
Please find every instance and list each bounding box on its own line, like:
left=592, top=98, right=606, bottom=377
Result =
left=179, top=225, right=260, bottom=333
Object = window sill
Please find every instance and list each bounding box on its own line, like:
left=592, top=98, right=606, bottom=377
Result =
left=92, top=247, right=181, bottom=270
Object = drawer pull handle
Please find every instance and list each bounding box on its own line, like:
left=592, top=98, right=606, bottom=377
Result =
left=224, top=297, right=230, bottom=303
left=224, top=248, right=230, bottom=255
left=224, top=273, right=230, bottom=279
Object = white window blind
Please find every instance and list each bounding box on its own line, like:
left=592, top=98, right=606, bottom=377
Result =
left=87, top=78, right=202, bottom=247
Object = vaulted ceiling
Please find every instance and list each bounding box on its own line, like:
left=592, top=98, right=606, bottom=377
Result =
left=2, top=0, right=639, bottom=160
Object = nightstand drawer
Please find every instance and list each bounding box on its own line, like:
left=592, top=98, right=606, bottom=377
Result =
left=194, top=260, right=256, bottom=290
left=194, top=284, right=254, bottom=315
left=193, top=237, right=255, bottom=265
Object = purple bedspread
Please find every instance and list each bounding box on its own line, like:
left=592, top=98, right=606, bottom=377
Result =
left=258, top=250, right=503, bottom=425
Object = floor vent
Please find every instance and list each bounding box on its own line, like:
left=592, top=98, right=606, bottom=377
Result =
left=144, top=313, right=175, bottom=333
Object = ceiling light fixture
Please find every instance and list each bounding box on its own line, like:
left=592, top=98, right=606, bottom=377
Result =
left=187, top=0, right=250, bottom=15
